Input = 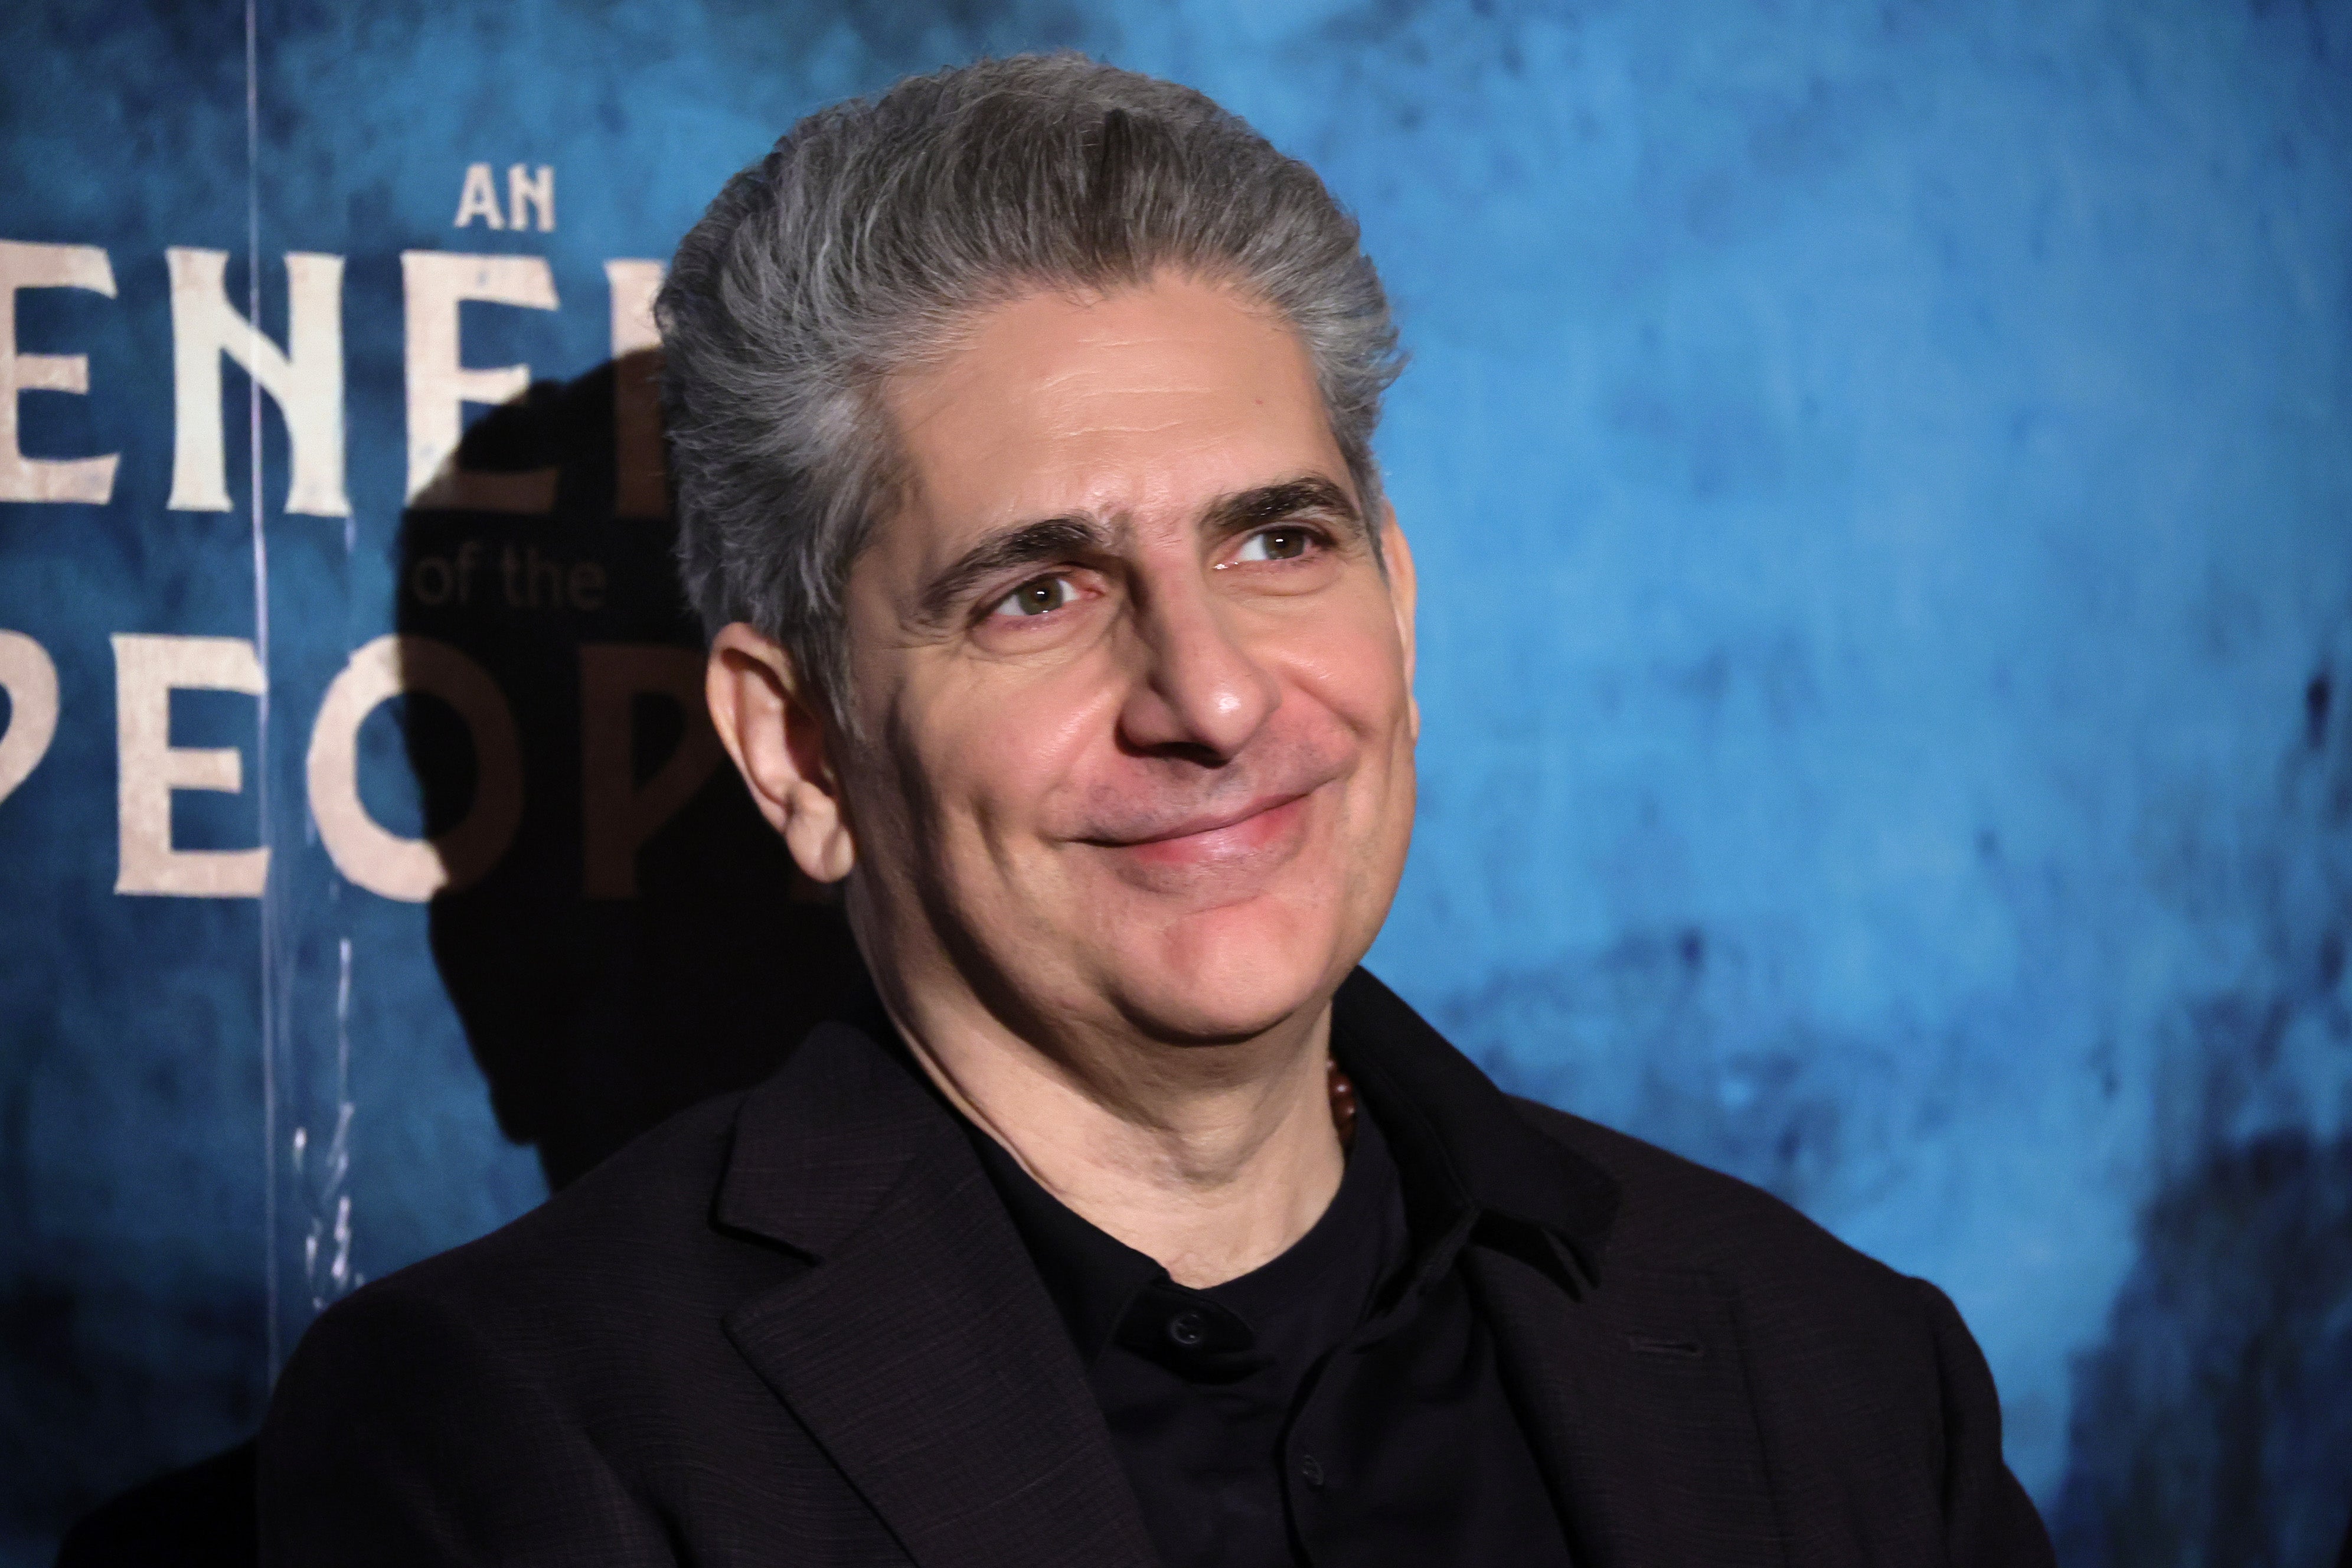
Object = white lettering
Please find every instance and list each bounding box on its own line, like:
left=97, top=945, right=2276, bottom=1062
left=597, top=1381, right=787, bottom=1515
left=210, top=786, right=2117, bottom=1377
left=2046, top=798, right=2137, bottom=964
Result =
left=166, top=247, right=349, bottom=517
left=112, top=633, right=268, bottom=897
left=0, top=629, right=60, bottom=806
left=453, top=164, right=505, bottom=230
left=307, top=634, right=522, bottom=901
left=508, top=164, right=554, bottom=233
left=0, top=240, right=117, bottom=505
left=399, top=251, right=558, bottom=511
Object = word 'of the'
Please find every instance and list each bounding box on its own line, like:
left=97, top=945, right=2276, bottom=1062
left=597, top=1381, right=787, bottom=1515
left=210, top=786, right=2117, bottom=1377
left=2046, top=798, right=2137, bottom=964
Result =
left=410, top=541, right=608, bottom=612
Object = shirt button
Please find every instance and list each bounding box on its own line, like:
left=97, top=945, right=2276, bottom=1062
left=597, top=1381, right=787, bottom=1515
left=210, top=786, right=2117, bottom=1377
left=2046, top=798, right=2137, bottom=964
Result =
left=1166, top=1310, right=1207, bottom=1348
left=1298, top=1453, right=1325, bottom=1488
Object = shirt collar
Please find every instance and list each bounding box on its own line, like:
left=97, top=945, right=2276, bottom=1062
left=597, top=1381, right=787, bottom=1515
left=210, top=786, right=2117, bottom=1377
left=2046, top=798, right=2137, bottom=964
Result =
left=828, top=963, right=1621, bottom=1356
left=1327, top=968, right=1619, bottom=1296
left=963, top=1100, right=1411, bottom=1368
left=961, top=1123, right=1161, bottom=1364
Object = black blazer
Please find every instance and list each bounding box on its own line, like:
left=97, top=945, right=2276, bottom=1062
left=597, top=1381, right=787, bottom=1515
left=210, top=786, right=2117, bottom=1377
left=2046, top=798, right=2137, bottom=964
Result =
left=260, top=971, right=2053, bottom=1566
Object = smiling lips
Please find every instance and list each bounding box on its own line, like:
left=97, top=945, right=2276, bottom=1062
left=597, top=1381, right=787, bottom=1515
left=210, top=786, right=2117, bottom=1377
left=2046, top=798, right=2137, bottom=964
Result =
left=1089, top=790, right=1315, bottom=871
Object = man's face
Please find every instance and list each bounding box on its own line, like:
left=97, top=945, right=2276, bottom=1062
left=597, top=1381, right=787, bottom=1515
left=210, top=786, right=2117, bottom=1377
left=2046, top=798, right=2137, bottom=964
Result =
left=834, top=272, right=1417, bottom=1047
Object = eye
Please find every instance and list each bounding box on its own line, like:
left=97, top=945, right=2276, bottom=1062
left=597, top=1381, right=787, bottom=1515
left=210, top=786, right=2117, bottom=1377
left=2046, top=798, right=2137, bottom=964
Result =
left=1231, top=526, right=1317, bottom=564
left=988, top=574, right=1077, bottom=619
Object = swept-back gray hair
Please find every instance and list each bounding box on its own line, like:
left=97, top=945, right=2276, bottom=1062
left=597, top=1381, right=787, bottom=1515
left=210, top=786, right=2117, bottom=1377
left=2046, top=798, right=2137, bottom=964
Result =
left=658, top=53, right=1403, bottom=716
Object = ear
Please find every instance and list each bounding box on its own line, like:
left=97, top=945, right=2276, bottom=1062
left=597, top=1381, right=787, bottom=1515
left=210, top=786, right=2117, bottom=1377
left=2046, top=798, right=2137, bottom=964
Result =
left=705, top=623, right=856, bottom=883
left=1380, top=505, right=1420, bottom=741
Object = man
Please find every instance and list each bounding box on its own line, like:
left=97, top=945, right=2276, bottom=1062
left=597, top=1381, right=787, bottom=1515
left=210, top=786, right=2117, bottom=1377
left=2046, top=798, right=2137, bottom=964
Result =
left=262, top=55, right=2054, bottom=1566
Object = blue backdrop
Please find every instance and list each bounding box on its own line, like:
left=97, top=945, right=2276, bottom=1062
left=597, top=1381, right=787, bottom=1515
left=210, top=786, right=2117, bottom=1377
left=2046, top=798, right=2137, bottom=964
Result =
left=4, top=1, right=2348, bottom=1562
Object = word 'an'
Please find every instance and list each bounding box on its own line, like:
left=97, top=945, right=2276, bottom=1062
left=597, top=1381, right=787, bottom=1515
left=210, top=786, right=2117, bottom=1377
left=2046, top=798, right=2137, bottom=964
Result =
left=455, top=163, right=555, bottom=233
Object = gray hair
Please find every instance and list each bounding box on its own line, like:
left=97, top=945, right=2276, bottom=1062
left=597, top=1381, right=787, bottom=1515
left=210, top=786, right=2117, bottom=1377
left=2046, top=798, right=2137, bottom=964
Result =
left=658, top=53, right=1404, bottom=718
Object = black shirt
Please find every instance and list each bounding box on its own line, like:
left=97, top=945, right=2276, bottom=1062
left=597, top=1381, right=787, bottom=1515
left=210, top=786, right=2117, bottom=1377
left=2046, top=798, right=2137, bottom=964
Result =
left=959, top=1071, right=1579, bottom=1568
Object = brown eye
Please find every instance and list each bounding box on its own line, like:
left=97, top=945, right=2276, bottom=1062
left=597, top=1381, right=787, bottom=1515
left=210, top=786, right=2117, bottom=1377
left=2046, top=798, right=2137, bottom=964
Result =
left=1234, top=527, right=1315, bottom=564
left=989, top=575, right=1074, bottom=618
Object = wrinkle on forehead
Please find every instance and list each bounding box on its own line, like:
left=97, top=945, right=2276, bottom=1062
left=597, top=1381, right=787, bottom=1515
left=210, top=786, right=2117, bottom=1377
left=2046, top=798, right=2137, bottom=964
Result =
left=877, top=274, right=1337, bottom=523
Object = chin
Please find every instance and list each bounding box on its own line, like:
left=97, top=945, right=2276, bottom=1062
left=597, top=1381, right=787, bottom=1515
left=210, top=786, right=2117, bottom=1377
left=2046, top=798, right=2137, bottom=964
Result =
left=1104, top=894, right=1359, bottom=1044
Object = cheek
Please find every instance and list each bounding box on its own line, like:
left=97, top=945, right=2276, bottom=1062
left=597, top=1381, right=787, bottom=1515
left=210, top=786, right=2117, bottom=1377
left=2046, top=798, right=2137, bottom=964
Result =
left=1279, top=605, right=1412, bottom=742
left=896, top=663, right=1113, bottom=852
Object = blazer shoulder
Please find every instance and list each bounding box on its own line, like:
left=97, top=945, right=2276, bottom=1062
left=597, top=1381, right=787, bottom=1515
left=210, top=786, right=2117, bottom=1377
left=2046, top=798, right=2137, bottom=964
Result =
left=1508, top=1095, right=1913, bottom=1304
left=300, top=1088, right=762, bottom=1351
left=1501, top=1099, right=2055, bottom=1563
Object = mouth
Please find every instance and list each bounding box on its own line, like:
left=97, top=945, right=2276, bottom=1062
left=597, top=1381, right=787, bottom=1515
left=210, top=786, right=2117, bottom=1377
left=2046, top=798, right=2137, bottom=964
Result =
left=1085, top=789, right=1314, bottom=871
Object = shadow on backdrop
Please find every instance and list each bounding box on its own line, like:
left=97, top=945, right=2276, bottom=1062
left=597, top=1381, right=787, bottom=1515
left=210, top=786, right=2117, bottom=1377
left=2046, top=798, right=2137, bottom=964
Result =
left=54, top=352, right=860, bottom=1564
left=393, top=348, right=860, bottom=1193
left=2046, top=643, right=2352, bottom=1567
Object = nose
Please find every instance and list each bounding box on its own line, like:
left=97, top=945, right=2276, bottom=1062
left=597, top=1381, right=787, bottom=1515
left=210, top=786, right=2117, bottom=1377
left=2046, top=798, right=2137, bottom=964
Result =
left=1116, top=571, right=1281, bottom=763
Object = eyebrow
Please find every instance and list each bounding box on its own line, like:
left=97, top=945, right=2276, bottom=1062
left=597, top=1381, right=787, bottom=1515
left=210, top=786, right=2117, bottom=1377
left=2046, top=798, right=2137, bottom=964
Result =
left=1200, top=476, right=1363, bottom=541
left=915, top=515, right=1109, bottom=626
left=912, top=475, right=1366, bottom=627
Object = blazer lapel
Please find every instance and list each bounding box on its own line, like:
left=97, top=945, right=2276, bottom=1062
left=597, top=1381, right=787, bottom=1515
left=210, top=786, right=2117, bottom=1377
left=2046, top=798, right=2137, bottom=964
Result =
left=1337, top=969, right=1783, bottom=1564
left=714, top=1021, right=1159, bottom=1568
left=1468, top=1248, right=1787, bottom=1568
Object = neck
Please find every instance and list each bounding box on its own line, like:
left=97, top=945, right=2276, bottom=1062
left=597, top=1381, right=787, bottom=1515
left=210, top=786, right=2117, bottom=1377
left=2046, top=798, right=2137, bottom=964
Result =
left=880, top=982, right=1346, bottom=1289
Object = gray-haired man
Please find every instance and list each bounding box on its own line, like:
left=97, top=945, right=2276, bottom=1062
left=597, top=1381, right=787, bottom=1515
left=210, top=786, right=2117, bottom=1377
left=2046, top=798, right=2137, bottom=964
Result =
left=262, top=55, right=2053, bottom=1567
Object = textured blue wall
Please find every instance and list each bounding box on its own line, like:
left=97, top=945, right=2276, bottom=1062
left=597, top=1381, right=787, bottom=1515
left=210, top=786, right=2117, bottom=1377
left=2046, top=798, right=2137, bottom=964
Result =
left=3, top=1, right=2348, bottom=1562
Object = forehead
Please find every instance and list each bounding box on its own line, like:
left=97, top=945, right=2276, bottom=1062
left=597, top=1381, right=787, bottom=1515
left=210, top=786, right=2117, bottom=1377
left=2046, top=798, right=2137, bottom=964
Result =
left=877, top=273, right=1350, bottom=547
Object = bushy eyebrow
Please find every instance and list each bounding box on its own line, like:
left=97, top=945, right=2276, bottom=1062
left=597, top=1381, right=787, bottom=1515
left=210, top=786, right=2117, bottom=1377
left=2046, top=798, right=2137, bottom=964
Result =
left=916, top=516, right=1109, bottom=626
left=913, top=475, right=1366, bottom=627
left=1201, top=476, right=1363, bottom=541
